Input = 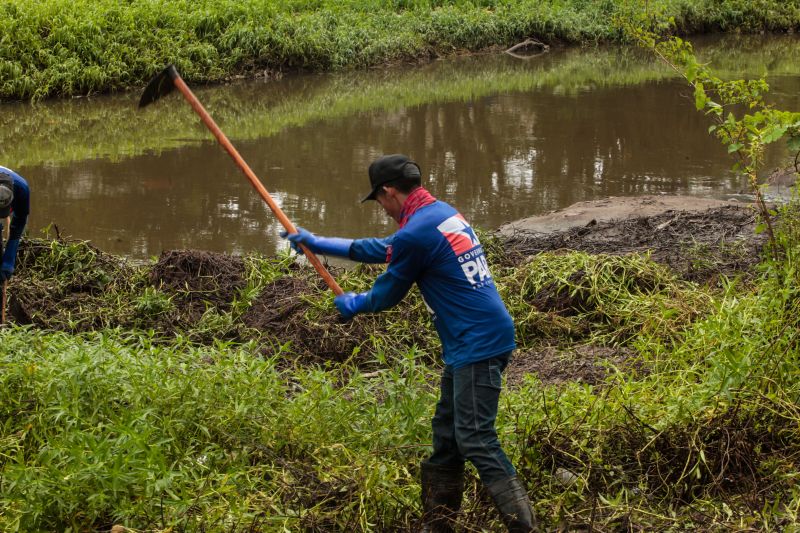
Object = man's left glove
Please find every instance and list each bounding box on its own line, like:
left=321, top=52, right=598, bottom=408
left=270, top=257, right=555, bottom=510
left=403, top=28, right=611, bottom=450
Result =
left=0, top=238, right=19, bottom=281
left=334, top=292, right=368, bottom=320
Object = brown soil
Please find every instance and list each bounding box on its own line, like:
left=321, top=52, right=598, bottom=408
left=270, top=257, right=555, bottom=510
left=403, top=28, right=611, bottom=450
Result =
left=241, top=276, right=372, bottom=363
left=505, top=344, right=642, bottom=389
left=8, top=239, right=137, bottom=331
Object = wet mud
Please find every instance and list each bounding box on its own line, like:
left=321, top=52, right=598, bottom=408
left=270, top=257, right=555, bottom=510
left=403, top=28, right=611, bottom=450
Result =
left=505, top=345, right=643, bottom=388
left=241, top=276, right=375, bottom=363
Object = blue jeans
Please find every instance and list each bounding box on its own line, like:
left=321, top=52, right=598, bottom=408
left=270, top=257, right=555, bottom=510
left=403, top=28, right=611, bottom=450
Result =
left=427, top=352, right=516, bottom=485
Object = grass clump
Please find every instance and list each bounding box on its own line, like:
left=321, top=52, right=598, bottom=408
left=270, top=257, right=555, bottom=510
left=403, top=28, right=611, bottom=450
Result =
left=0, top=330, right=436, bottom=531
left=500, top=251, right=715, bottom=345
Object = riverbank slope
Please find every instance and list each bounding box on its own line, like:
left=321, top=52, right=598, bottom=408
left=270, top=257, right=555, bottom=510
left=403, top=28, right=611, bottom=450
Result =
left=2, top=0, right=799, bottom=100
left=2, top=196, right=799, bottom=530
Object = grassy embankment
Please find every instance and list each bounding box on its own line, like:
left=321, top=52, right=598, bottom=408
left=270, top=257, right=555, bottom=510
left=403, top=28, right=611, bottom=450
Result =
left=1, top=200, right=800, bottom=530
left=1, top=0, right=799, bottom=100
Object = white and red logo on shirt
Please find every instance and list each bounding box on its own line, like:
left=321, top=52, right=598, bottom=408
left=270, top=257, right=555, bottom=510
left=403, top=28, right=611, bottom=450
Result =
left=438, top=214, right=494, bottom=288
left=437, top=214, right=480, bottom=255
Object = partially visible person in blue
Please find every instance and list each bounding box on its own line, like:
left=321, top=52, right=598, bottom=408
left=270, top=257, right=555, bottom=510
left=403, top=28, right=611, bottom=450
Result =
left=281, top=154, right=537, bottom=532
left=0, top=166, right=31, bottom=283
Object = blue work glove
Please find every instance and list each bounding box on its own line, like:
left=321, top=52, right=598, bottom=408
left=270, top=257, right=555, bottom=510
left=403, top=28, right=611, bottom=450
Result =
left=279, top=227, right=353, bottom=257
left=0, top=238, right=19, bottom=281
left=334, top=292, right=368, bottom=320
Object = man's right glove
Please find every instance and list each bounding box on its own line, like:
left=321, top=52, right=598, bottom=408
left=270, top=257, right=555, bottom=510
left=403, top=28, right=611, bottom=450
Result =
left=0, top=238, right=19, bottom=281
left=279, top=227, right=353, bottom=258
left=334, top=292, right=368, bottom=320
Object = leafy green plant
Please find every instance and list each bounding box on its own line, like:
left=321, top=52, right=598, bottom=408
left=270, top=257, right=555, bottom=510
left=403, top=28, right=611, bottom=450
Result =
left=619, top=5, right=800, bottom=257
left=133, top=287, right=174, bottom=317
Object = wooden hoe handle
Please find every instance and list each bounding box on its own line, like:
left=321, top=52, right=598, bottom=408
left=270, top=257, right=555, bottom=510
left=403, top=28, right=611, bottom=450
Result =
left=169, top=75, right=344, bottom=295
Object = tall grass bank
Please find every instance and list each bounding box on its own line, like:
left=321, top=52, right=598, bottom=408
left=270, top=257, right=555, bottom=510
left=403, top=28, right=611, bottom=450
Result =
left=1, top=0, right=799, bottom=100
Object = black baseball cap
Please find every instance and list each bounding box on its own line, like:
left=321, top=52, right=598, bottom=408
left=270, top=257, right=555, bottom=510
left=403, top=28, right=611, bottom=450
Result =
left=362, top=154, right=421, bottom=203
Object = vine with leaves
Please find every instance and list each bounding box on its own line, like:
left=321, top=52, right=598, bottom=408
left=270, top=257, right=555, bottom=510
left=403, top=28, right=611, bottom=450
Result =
left=618, top=9, right=800, bottom=258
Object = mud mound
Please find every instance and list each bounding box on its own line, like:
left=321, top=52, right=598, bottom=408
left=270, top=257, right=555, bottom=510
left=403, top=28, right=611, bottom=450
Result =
left=149, top=250, right=246, bottom=318
left=503, top=205, right=766, bottom=283
left=242, top=276, right=369, bottom=362
left=8, top=238, right=135, bottom=331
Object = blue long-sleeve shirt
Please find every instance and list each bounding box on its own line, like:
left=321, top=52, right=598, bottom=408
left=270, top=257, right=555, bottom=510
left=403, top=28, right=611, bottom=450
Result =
left=0, top=167, right=30, bottom=241
left=349, top=201, right=515, bottom=368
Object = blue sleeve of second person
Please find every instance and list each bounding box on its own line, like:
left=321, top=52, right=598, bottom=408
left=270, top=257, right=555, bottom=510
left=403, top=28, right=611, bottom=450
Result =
left=350, top=236, right=393, bottom=264
left=9, top=175, right=30, bottom=241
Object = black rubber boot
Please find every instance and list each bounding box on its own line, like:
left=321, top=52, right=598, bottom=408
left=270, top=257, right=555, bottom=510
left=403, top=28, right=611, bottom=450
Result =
left=485, top=476, right=538, bottom=533
left=420, top=461, right=465, bottom=533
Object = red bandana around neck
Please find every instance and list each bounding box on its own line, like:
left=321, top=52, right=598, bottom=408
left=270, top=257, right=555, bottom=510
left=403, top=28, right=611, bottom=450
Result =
left=398, top=187, right=437, bottom=229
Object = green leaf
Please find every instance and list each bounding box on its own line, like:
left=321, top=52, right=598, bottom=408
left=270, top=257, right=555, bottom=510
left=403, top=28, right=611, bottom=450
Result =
left=728, top=143, right=743, bottom=153
left=694, top=83, right=707, bottom=111
left=706, top=101, right=722, bottom=113
left=686, top=63, right=698, bottom=83
left=754, top=223, right=766, bottom=234
left=708, top=125, right=717, bottom=134
left=762, top=125, right=787, bottom=144
left=788, top=135, right=800, bottom=152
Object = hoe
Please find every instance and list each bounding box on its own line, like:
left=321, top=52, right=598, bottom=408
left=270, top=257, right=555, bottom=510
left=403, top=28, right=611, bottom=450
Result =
left=138, top=65, right=343, bottom=295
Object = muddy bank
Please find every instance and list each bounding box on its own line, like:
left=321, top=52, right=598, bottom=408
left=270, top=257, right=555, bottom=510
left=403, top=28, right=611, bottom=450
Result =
left=500, top=195, right=767, bottom=284
left=6, top=243, right=432, bottom=365
left=4, top=195, right=772, bottom=377
left=499, top=195, right=743, bottom=235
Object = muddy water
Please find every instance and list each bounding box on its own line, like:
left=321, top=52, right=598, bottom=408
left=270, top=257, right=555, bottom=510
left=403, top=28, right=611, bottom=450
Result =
left=3, top=35, right=799, bottom=259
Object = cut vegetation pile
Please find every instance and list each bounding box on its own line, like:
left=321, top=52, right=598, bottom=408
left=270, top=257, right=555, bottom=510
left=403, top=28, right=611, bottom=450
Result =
left=2, top=201, right=800, bottom=531
left=149, top=250, right=246, bottom=316
left=7, top=240, right=434, bottom=364
left=6, top=206, right=754, bottom=357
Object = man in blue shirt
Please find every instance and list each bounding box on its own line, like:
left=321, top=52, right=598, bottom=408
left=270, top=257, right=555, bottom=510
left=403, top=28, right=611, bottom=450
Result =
left=0, top=167, right=30, bottom=283
left=281, top=154, right=536, bottom=532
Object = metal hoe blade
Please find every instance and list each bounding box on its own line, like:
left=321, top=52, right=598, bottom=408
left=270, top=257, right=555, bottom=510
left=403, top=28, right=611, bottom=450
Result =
left=138, top=65, right=180, bottom=108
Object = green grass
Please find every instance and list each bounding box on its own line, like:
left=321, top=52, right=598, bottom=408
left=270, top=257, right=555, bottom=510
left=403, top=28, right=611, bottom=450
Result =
left=0, top=0, right=799, bottom=100
left=1, top=200, right=800, bottom=530
left=0, top=331, right=435, bottom=531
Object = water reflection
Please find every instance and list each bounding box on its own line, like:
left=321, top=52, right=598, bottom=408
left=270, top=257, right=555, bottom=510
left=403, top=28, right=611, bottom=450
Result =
left=3, top=35, right=800, bottom=258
